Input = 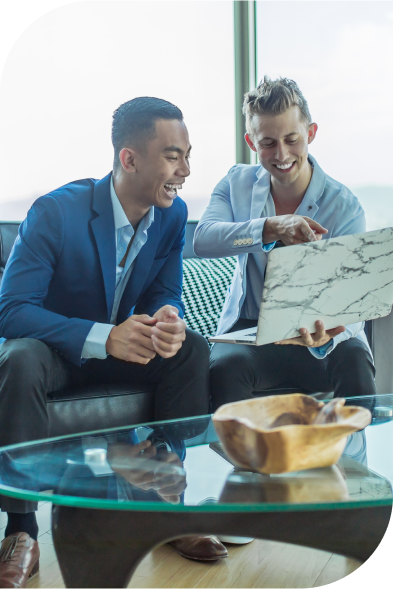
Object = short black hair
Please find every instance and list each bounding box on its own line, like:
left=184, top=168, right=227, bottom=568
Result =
left=111, top=97, right=183, bottom=169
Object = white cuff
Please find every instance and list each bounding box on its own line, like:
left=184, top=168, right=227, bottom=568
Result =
left=81, top=323, right=114, bottom=359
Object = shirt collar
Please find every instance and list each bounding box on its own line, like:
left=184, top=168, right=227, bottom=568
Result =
left=110, top=175, right=131, bottom=230
left=303, top=154, right=327, bottom=203
left=255, top=153, right=326, bottom=203
left=110, top=175, right=155, bottom=231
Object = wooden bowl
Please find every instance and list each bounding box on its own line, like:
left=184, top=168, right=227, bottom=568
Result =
left=213, top=394, right=372, bottom=474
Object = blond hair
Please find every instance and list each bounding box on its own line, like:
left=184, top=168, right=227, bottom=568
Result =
left=243, top=76, right=312, bottom=135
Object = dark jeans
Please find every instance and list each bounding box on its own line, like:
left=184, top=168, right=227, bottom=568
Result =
left=0, top=329, right=210, bottom=513
left=210, top=319, right=377, bottom=411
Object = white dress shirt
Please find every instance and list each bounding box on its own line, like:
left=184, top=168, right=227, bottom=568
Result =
left=81, top=177, right=154, bottom=359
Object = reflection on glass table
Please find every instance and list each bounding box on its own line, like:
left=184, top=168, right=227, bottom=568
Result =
left=0, top=394, right=392, bottom=588
left=0, top=395, right=392, bottom=510
left=217, top=430, right=391, bottom=506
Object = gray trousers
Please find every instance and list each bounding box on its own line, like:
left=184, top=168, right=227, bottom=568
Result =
left=0, top=331, right=210, bottom=513
left=210, top=319, right=377, bottom=411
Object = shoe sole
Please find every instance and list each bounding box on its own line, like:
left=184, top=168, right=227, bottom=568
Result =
left=29, top=559, right=40, bottom=577
left=219, top=537, right=254, bottom=544
left=176, top=551, right=228, bottom=561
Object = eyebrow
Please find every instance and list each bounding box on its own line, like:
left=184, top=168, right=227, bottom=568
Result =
left=163, top=145, right=192, bottom=154
left=259, top=132, right=298, bottom=143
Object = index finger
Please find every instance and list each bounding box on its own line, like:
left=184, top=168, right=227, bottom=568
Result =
left=314, top=320, right=326, bottom=336
left=128, top=315, right=157, bottom=325
left=155, top=320, right=186, bottom=334
left=302, top=217, right=328, bottom=234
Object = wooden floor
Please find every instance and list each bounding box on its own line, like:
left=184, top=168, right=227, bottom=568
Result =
left=1, top=502, right=361, bottom=588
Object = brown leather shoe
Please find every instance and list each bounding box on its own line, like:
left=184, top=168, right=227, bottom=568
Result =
left=170, top=535, right=228, bottom=561
left=0, top=532, right=40, bottom=588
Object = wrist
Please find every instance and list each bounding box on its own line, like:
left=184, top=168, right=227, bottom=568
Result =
left=105, top=326, right=116, bottom=355
left=263, top=218, right=278, bottom=244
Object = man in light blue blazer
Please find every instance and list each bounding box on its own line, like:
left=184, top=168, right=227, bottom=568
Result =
left=194, top=77, right=376, bottom=410
left=0, top=98, right=224, bottom=584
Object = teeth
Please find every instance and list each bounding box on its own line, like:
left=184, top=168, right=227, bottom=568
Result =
left=276, top=162, right=294, bottom=170
left=164, top=184, right=182, bottom=189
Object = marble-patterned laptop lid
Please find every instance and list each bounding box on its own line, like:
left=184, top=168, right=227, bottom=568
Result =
left=257, top=227, right=393, bottom=345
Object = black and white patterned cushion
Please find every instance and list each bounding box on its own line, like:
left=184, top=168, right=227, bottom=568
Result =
left=182, top=257, right=237, bottom=343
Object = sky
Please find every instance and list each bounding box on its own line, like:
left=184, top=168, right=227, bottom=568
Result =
left=256, top=1, right=393, bottom=186
left=1, top=0, right=392, bottom=225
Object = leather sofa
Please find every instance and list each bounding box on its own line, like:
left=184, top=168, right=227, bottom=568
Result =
left=0, top=221, right=197, bottom=437
left=1, top=221, right=391, bottom=438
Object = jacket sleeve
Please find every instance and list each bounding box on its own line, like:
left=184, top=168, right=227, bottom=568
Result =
left=0, top=196, right=94, bottom=366
left=309, top=198, right=367, bottom=359
left=135, top=210, right=187, bottom=318
left=193, top=172, right=272, bottom=259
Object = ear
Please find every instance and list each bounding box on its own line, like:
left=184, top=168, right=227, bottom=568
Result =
left=308, top=123, right=318, bottom=145
left=119, top=148, right=138, bottom=173
left=245, top=133, right=257, bottom=152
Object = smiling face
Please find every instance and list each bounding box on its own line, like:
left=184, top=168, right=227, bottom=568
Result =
left=130, top=118, right=191, bottom=209
left=245, top=105, right=317, bottom=192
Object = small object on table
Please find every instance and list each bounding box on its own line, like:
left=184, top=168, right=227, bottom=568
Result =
left=213, top=393, right=371, bottom=475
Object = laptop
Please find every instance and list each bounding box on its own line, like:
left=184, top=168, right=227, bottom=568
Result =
left=209, top=227, right=393, bottom=346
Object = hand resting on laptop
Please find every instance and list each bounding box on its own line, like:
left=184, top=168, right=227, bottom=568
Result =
left=263, top=216, right=343, bottom=347
left=275, top=319, right=346, bottom=348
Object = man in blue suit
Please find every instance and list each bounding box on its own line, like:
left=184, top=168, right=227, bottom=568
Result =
left=0, top=98, right=223, bottom=585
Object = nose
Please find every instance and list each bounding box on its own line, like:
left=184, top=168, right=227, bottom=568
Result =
left=275, top=141, right=289, bottom=162
left=177, top=157, right=190, bottom=178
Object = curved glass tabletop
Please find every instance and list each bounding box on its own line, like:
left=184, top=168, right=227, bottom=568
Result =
left=0, top=394, right=392, bottom=513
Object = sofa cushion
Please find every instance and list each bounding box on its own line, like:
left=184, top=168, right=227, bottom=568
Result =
left=47, top=384, right=155, bottom=436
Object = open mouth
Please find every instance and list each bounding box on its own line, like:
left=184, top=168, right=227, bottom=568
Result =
left=273, top=162, right=295, bottom=173
left=163, top=183, right=183, bottom=198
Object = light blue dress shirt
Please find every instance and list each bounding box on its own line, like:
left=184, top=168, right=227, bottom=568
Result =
left=240, top=185, right=331, bottom=356
left=241, top=192, right=276, bottom=320
left=194, top=154, right=370, bottom=360
left=81, top=178, right=154, bottom=359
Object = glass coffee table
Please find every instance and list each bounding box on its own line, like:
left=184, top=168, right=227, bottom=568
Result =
left=0, top=394, right=392, bottom=588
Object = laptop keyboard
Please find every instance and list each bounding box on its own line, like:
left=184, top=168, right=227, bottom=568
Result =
left=238, top=331, right=257, bottom=338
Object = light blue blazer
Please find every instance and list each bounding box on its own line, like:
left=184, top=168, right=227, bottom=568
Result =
left=194, top=154, right=371, bottom=358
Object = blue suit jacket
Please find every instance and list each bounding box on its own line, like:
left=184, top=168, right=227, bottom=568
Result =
left=0, top=173, right=187, bottom=366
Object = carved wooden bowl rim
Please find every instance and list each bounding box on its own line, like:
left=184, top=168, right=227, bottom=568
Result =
left=213, top=393, right=372, bottom=434
left=213, top=394, right=372, bottom=474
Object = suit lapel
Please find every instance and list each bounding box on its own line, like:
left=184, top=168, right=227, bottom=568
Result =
left=296, top=157, right=325, bottom=218
left=90, top=173, right=116, bottom=322
left=250, top=166, right=271, bottom=220
left=117, top=208, right=162, bottom=321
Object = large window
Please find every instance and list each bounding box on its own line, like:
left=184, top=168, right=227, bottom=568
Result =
left=256, top=1, right=393, bottom=230
left=0, top=1, right=235, bottom=221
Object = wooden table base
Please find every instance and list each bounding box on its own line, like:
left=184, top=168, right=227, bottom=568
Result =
left=52, top=504, right=392, bottom=588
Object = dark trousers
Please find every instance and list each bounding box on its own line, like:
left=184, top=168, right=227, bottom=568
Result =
left=0, top=329, right=210, bottom=513
left=210, top=319, right=377, bottom=411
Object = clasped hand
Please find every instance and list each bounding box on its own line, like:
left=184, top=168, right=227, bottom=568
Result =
left=106, top=305, right=186, bottom=364
left=107, top=441, right=186, bottom=504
